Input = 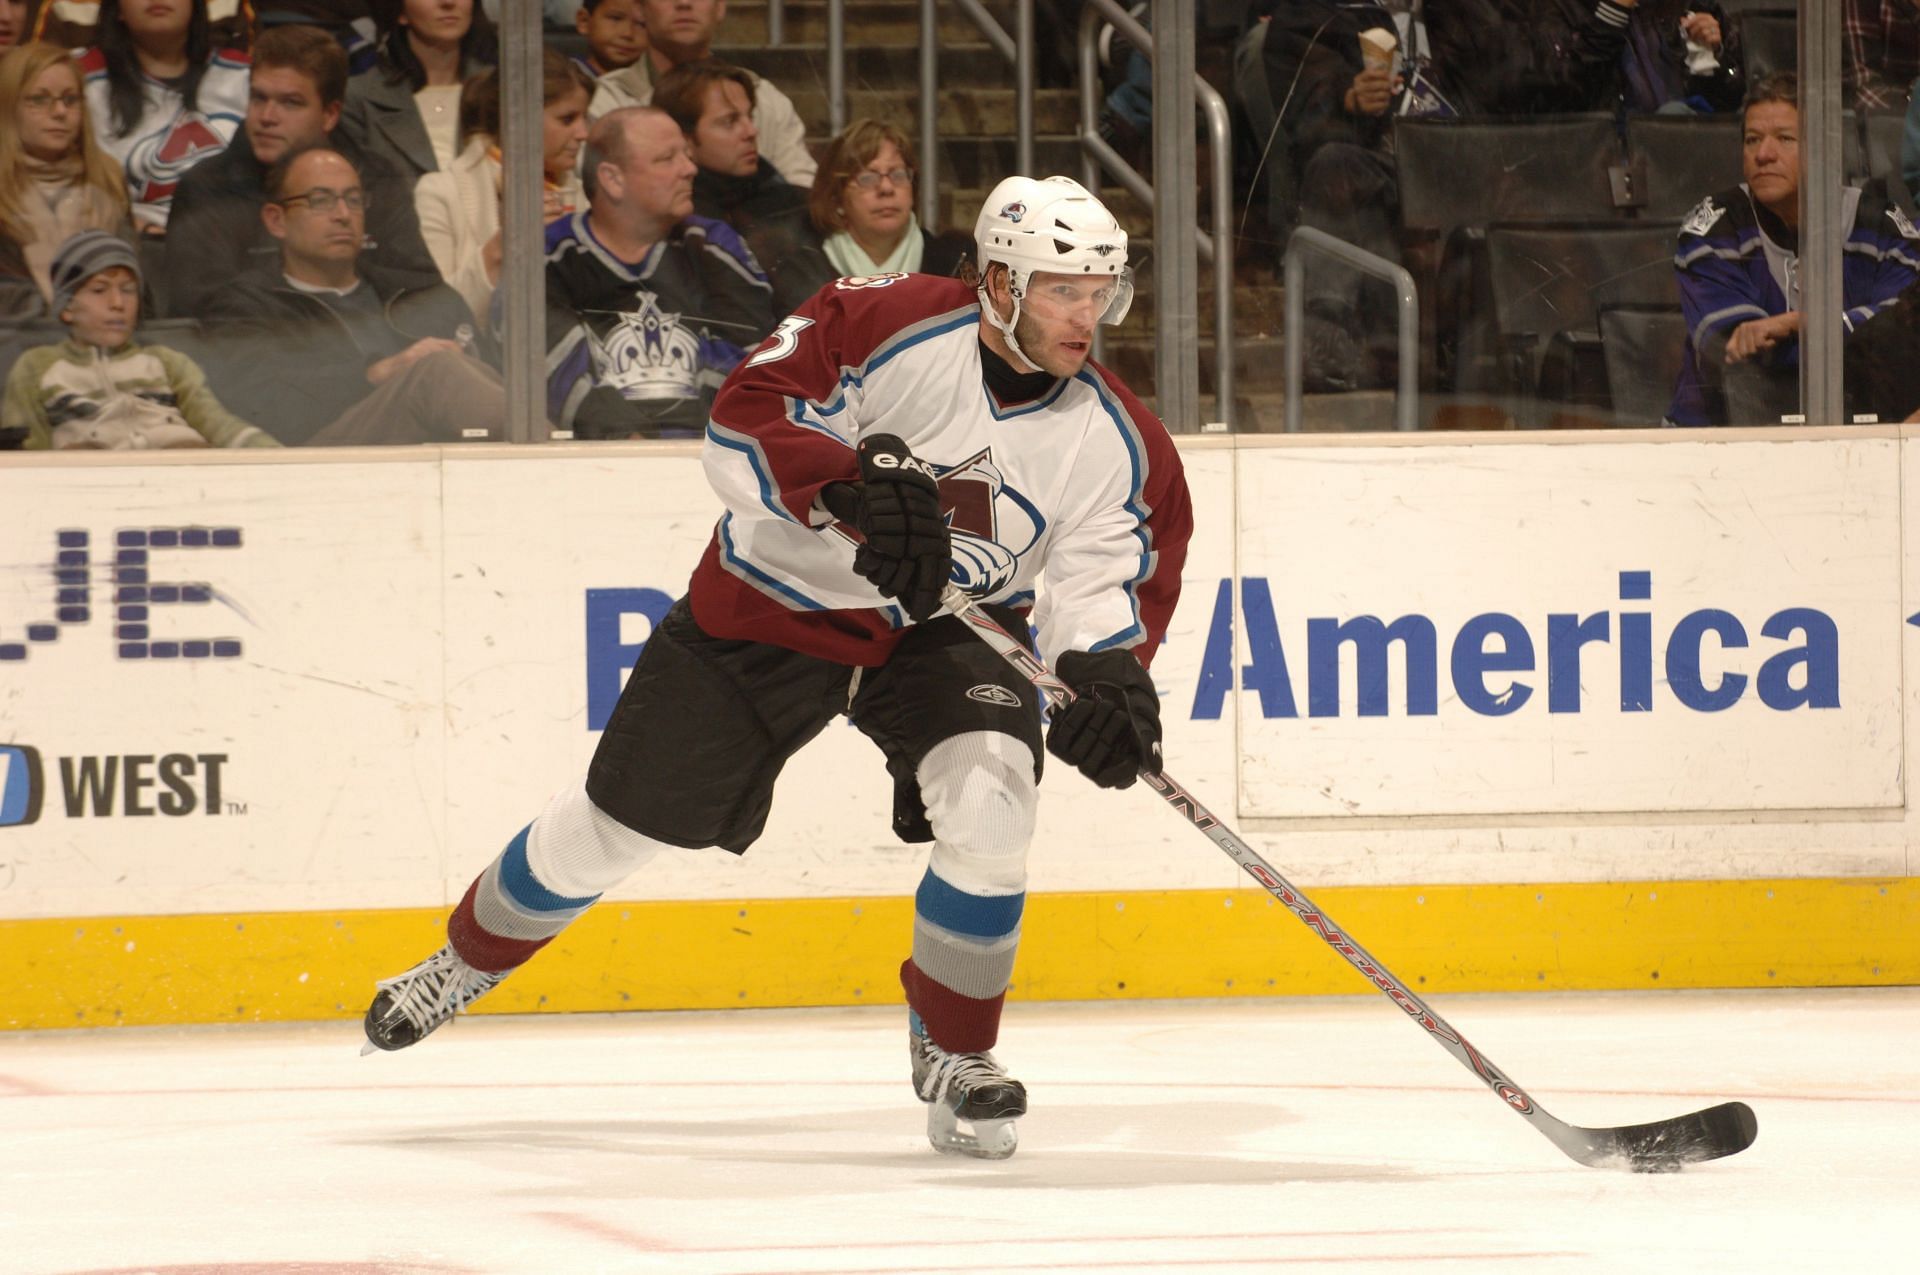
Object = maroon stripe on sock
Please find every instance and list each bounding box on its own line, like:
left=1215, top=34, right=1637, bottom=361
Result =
left=900, top=958, right=1005, bottom=1052
left=447, top=878, right=553, bottom=974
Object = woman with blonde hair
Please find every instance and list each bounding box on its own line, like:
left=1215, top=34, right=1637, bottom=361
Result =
left=808, top=118, right=968, bottom=279
left=412, top=47, right=590, bottom=325
left=0, top=40, right=133, bottom=316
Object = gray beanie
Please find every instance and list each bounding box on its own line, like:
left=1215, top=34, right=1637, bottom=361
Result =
left=49, top=230, right=141, bottom=318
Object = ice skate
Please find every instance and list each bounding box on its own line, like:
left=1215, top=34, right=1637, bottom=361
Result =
left=361, top=944, right=507, bottom=1054
left=910, top=1019, right=1027, bottom=1159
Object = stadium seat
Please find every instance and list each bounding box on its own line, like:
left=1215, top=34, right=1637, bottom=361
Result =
left=1395, top=115, right=1625, bottom=390
left=1484, top=221, right=1683, bottom=416
left=1625, top=115, right=1744, bottom=220
left=1737, top=11, right=1798, bottom=81
left=1395, top=115, right=1626, bottom=242
left=1864, top=110, right=1908, bottom=182
left=1599, top=305, right=1689, bottom=426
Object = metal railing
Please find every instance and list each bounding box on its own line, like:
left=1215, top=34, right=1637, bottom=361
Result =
left=1283, top=227, right=1418, bottom=433
left=918, top=0, right=1035, bottom=231
left=1077, top=0, right=1234, bottom=427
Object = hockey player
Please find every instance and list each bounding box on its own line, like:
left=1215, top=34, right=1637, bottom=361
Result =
left=362, top=174, right=1193, bottom=1160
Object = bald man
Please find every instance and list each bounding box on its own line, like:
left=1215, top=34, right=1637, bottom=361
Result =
left=543, top=106, right=776, bottom=438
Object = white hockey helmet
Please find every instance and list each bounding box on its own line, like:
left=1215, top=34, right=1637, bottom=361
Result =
left=974, top=175, right=1133, bottom=367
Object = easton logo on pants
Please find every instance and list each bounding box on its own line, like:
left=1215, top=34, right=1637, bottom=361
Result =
left=965, top=685, right=1022, bottom=708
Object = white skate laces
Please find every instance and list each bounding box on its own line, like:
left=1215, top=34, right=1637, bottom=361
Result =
left=360, top=945, right=506, bottom=1054
left=910, top=1025, right=1027, bottom=1160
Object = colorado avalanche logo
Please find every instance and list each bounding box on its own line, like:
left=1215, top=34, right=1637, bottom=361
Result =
left=130, top=116, right=229, bottom=206
left=829, top=446, right=1043, bottom=595
left=935, top=448, right=1042, bottom=595
left=587, top=293, right=702, bottom=400
left=998, top=201, right=1028, bottom=223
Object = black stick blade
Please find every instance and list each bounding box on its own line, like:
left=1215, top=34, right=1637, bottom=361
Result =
left=1572, top=1101, right=1759, bottom=1172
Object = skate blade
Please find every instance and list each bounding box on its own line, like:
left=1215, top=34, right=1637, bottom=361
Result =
left=359, top=1039, right=378, bottom=1057
left=927, top=1103, right=1019, bottom=1160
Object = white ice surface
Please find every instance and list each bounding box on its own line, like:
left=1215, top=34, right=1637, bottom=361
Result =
left=1, top=988, right=1912, bottom=1274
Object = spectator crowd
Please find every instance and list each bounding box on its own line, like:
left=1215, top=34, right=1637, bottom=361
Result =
left=4, top=0, right=1920, bottom=447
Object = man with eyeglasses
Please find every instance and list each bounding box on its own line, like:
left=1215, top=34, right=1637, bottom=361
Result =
left=199, top=143, right=508, bottom=445
left=163, top=22, right=443, bottom=319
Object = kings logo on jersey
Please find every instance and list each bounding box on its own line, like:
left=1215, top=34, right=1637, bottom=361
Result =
left=587, top=293, right=704, bottom=401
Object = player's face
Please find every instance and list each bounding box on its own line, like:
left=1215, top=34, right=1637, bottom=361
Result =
left=16, top=62, right=83, bottom=163
left=61, top=266, right=141, bottom=349
left=690, top=78, right=757, bottom=177
left=247, top=65, right=341, bottom=165
left=1742, top=100, right=1800, bottom=221
left=1013, top=271, right=1118, bottom=377
left=578, top=0, right=646, bottom=70
left=543, top=84, right=590, bottom=183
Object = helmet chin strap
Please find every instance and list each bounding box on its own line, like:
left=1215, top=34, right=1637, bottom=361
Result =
left=979, top=275, right=1045, bottom=373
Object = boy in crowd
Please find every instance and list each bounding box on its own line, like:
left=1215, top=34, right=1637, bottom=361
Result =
left=3, top=230, right=277, bottom=449
left=575, top=0, right=645, bottom=80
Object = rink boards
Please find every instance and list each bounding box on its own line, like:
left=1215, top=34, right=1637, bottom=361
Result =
left=2, top=429, right=1917, bottom=1027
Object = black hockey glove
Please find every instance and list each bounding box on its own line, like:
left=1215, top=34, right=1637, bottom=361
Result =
left=1045, top=649, right=1163, bottom=790
left=823, top=434, right=951, bottom=622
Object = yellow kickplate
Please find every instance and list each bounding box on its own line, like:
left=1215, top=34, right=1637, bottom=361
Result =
left=1, top=878, right=1913, bottom=1029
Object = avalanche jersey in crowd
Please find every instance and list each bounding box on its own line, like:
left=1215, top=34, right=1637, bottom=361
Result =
left=1669, top=181, right=1920, bottom=425
left=543, top=210, right=776, bottom=438
left=692, top=272, right=1193, bottom=669
left=79, top=47, right=249, bottom=231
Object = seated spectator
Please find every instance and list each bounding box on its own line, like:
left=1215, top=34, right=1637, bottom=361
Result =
left=3, top=229, right=275, bottom=448
left=545, top=106, right=774, bottom=438
left=653, top=58, right=819, bottom=314
left=1, top=1, right=30, bottom=52
left=0, top=41, right=133, bottom=318
left=806, top=118, right=969, bottom=280
left=165, top=22, right=442, bottom=317
left=1669, top=73, right=1920, bottom=425
left=573, top=0, right=645, bottom=82
left=28, top=0, right=252, bottom=50
left=343, top=0, right=498, bottom=187
left=1846, top=0, right=1920, bottom=114
left=1614, top=0, right=1743, bottom=116
left=80, top=0, right=249, bottom=234
left=413, top=50, right=589, bottom=323
left=200, top=143, right=505, bottom=444
left=591, top=0, right=815, bottom=185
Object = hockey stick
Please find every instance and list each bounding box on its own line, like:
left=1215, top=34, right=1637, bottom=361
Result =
left=940, top=584, right=1758, bottom=1171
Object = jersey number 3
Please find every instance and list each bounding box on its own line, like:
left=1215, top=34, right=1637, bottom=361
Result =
left=746, top=315, right=815, bottom=368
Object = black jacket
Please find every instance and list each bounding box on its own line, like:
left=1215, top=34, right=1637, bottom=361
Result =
left=199, top=259, right=478, bottom=443
left=161, top=128, right=444, bottom=319
left=341, top=52, right=491, bottom=187
left=1267, top=0, right=1636, bottom=175
left=692, top=162, right=826, bottom=317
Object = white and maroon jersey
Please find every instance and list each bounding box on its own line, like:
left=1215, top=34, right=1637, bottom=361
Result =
left=79, top=46, right=250, bottom=231
left=690, top=272, right=1192, bottom=670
